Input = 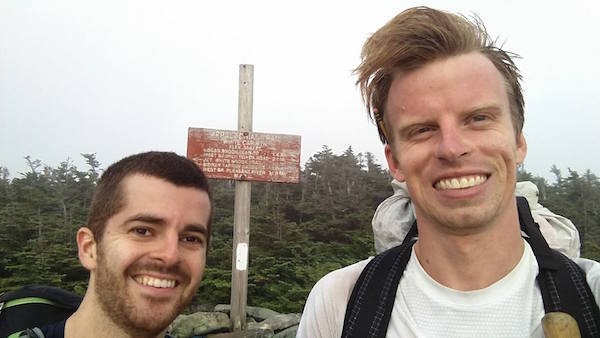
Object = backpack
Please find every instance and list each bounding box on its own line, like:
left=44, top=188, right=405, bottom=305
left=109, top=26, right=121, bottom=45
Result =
left=0, top=284, right=82, bottom=338
left=342, top=196, right=600, bottom=338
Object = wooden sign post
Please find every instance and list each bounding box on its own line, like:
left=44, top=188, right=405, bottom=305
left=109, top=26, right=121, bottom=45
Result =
left=187, top=64, right=301, bottom=331
left=231, top=64, right=252, bottom=332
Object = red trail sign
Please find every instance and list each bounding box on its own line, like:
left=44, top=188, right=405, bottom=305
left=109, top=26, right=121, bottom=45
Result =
left=187, top=127, right=301, bottom=183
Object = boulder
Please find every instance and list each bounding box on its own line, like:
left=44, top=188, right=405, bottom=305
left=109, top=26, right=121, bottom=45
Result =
left=272, top=325, right=298, bottom=338
left=171, top=311, right=231, bottom=337
left=246, top=313, right=300, bottom=332
left=246, top=306, right=280, bottom=321
left=207, top=328, right=274, bottom=338
left=214, top=305, right=280, bottom=322
left=214, top=304, right=231, bottom=314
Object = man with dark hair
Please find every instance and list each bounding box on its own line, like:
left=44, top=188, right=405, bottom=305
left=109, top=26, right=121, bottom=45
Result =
left=298, top=6, right=600, bottom=337
left=42, top=151, right=212, bottom=338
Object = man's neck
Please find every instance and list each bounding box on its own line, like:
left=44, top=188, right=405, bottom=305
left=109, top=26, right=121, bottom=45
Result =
left=65, top=290, right=167, bottom=338
left=413, top=209, right=524, bottom=291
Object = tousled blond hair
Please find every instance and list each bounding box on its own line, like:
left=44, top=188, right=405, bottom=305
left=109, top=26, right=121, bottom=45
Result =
left=355, top=6, right=524, bottom=144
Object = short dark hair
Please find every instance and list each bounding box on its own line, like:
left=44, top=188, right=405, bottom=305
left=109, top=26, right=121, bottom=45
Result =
left=87, top=151, right=212, bottom=245
left=355, top=6, right=524, bottom=144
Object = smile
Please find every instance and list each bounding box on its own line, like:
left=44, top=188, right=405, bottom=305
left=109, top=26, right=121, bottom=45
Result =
left=434, top=175, right=488, bottom=190
left=134, top=275, right=177, bottom=288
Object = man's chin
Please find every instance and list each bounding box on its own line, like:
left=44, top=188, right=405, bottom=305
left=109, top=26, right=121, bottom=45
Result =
left=102, top=289, right=188, bottom=336
left=116, top=302, right=181, bottom=336
left=423, top=202, right=494, bottom=231
left=441, top=212, right=497, bottom=234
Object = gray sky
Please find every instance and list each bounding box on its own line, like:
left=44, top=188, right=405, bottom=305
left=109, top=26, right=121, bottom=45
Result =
left=1, top=0, right=599, bottom=182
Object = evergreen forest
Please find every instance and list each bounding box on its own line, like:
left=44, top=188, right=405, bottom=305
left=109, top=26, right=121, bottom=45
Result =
left=2, top=146, right=600, bottom=313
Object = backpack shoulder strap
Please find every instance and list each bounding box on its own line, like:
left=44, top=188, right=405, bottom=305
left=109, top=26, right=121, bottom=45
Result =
left=0, top=285, right=80, bottom=338
left=344, top=197, right=600, bottom=338
left=0, top=285, right=82, bottom=311
left=8, top=327, right=45, bottom=338
left=518, top=196, right=600, bottom=337
left=341, top=222, right=417, bottom=338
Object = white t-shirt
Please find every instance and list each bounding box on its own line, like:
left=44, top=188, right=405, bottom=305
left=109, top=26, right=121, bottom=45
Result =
left=297, top=241, right=600, bottom=338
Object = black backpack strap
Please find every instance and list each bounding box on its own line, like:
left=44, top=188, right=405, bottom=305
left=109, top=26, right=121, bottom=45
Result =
left=0, top=285, right=82, bottom=310
left=343, top=197, right=600, bottom=337
left=0, top=285, right=80, bottom=338
left=517, top=196, right=600, bottom=337
left=14, top=328, right=45, bottom=338
left=341, top=222, right=417, bottom=338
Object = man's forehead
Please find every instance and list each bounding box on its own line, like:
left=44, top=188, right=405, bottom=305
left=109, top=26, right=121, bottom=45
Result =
left=120, top=173, right=165, bottom=189
left=119, top=173, right=183, bottom=195
left=386, top=53, right=508, bottom=116
left=117, top=173, right=210, bottom=213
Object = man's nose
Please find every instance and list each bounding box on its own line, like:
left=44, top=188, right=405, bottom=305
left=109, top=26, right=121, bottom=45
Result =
left=435, top=125, right=471, bottom=161
left=151, top=233, right=181, bottom=266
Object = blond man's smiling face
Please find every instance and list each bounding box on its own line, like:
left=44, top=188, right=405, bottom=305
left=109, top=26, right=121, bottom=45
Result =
left=384, top=52, right=527, bottom=234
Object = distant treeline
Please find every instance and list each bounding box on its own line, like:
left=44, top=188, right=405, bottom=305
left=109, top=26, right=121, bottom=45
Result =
left=1, top=147, right=599, bottom=312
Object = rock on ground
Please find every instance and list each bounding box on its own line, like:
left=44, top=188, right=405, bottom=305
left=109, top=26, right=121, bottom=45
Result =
left=171, top=311, right=231, bottom=337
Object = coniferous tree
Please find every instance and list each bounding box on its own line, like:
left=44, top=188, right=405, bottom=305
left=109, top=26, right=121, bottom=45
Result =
left=2, top=150, right=599, bottom=313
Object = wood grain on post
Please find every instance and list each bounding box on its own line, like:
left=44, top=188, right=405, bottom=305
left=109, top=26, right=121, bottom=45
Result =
left=230, top=64, right=253, bottom=331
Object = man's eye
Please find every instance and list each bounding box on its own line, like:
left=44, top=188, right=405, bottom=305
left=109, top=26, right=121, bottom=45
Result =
left=471, top=114, right=490, bottom=123
left=181, top=236, right=203, bottom=244
left=407, top=125, right=436, bottom=139
left=132, top=228, right=151, bottom=236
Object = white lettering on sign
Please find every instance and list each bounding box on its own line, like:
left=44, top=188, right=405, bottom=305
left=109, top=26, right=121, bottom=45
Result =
left=236, top=243, right=248, bottom=271
left=187, top=128, right=301, bottom=183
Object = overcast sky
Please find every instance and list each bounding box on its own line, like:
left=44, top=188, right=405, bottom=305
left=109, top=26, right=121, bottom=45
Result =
left=1, top=0, right=599, bottom=182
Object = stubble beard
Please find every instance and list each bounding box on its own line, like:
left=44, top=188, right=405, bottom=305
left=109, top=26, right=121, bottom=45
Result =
left=424, top=190, right=505, bottom=235
left=433, top=207, right=497, bottom=234
left=94, top=251, right=194, bottom=337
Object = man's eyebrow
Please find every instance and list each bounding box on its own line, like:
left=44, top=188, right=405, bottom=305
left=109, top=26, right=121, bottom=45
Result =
left=182, top=224, right=208, bottom=237
left=464, top=104, right=502, bottom=115
left=395, top=104, right=503, bottom=137
left=396, top=118, right=435, bottom=138
left=124, top=214, right=208, bottom=236
left=125, top=214, right=166, bottom=225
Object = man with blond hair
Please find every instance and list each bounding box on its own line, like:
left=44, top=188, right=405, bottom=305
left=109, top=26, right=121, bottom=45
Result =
left=298, top=6, right=600, bottom=337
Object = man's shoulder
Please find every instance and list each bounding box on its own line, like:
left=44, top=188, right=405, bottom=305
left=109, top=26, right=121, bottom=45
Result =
left=307, top=257, right=373, bottom=308
left=314, top=257, right=372, bottom=294
left=572, top=257, right=600, bottom=303
left=297, top=257, right=373, bottom=338
left=572, top=256, right=600, bottom=272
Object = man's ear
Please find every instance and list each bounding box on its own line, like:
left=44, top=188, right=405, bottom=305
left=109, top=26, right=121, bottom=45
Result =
left=516, top=132, right=527, bottom=165
left=77, top=227, right=97, bottom=271
left=385, top=144, right=405, bottom=182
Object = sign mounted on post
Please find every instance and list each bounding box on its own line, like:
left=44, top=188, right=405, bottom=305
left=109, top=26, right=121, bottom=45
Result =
left=187, top=64, right=301, bottom=332
left=187, top=128, right=301, bottom=183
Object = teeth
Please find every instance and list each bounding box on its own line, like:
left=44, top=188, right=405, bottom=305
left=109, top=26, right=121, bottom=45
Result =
left=451, top=178, right=459, bottom=188
left=135, top=276, right=176, bottom=288
left=435, top=175, right=487, bottom=190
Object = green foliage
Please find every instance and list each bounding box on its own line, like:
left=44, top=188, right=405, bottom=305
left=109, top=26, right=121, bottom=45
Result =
left=191, top=146, right=390, bottom=312
left=534, top=167, right=600, bottom=257
left=3, top=150, right=600, bottom=315
left=0, top=154, right=99, bottom=293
